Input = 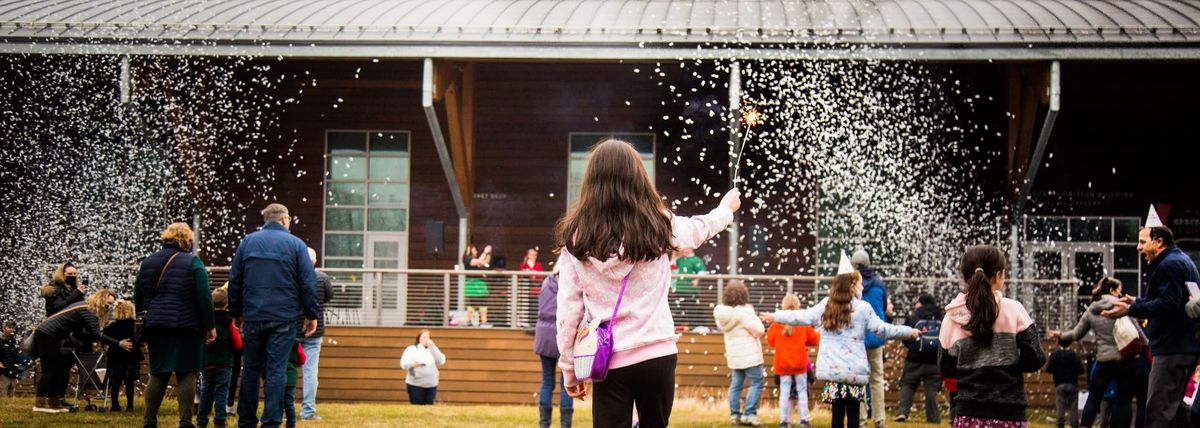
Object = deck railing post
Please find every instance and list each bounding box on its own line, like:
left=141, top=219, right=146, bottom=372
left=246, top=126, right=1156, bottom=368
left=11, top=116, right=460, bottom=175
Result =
left=510, top=274, right=520, bottom=328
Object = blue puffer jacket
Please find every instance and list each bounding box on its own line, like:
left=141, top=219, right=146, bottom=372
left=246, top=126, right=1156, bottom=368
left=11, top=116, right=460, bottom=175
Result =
left=137, top=245, right=201, bottom=330
left=859, top=267, right=887, bottom=349
left=229, top=223, right=320, bottom=323
left=1129, top=246, right=1200, bottom=355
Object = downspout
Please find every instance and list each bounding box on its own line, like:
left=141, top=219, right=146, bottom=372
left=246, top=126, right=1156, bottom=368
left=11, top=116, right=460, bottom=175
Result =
left=727, top=61, right=741, bottom=276
left=1011, top=61, right=1061, bottom=289
left=422, top=58, right=470, bottom=311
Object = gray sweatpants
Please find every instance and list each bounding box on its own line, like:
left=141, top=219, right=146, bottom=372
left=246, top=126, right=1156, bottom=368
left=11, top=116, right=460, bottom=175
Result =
left=1145, top=353, right=1198, bottom=428
left=1055, top=383, right=1079, bottom=428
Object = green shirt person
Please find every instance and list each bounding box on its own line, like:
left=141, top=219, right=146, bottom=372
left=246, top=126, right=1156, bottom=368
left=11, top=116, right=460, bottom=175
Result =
left=673, top=248, right=706, bottom=294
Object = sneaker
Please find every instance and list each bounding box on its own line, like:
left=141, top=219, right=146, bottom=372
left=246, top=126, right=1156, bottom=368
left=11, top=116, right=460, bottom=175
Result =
left=741, top=415, right=764, bottom=427
left=799, top=420, right=813, bottom=428
left=731, top=416, right=744, bottom=426
left=226, top=405, right=236, bottom=415
left=875, top=421, right=886, bottom=428
left=300, top=416, right=322, bottom=421
left=894, top=415, right=907, bottom=422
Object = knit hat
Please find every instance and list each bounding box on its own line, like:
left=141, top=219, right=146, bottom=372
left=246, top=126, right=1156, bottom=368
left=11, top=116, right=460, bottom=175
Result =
left=850, top=249, right=871, bottom=268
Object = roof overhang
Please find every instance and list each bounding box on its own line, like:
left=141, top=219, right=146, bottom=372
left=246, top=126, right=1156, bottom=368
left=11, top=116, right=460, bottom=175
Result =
left=2, top=0, right=1200, bottom=61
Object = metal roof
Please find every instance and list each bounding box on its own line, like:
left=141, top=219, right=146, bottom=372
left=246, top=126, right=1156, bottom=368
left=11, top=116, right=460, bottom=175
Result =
left=1, top=0, right=1199, bottom=60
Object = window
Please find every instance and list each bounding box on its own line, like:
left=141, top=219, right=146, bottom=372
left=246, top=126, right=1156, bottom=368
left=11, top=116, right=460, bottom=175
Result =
left=566, top=133, right=655, bottom=209
left=323, top=130, right=411, bottom=269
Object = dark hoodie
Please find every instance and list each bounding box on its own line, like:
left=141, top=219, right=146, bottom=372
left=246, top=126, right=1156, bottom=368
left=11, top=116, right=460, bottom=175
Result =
left=903, top=304, right=944, bottom=364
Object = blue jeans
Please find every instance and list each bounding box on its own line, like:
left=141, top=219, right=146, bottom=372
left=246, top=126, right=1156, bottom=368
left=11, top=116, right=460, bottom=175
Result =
left=283, top=385, right=296, bottom=427
left=198, top=367, right=233, bottom=427
left=238, top=320, right=296, bottom=428
left=729, top=365, right=765, bottom=418
left=299, top=336, right=322, bottom=419
left=538, top=355, right=573, bottom=410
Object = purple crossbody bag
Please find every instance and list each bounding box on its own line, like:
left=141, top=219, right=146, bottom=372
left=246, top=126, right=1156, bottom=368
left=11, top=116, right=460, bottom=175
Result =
left=572, top=270, right=632, bottom=383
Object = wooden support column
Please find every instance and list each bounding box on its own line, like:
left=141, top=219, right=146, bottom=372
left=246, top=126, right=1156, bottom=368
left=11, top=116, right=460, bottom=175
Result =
left=1005, top=64, right=1049, bottom=206
left=433, top=61, right=476, bottom=231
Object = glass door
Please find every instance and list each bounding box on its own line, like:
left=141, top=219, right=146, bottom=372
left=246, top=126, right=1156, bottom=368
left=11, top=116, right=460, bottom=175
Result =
left=366, top=234, right=408, bottom=326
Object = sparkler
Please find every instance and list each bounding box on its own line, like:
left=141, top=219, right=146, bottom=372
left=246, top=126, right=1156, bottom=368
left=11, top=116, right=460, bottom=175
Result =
left=732, top=106, right=763, bottom=186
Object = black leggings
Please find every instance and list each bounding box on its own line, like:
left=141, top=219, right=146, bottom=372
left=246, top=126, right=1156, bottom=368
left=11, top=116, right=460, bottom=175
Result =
left=107, top=364, right=138, bottom=408
left=592, top=354, right=678, bottom=428
left=227, top=348, right=241, bottom=407
left=34, top=333, right=71, bottom=398
left=832, top=397, right=862, bottom=428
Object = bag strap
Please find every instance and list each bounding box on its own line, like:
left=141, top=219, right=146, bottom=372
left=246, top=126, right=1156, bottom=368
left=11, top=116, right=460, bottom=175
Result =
left=155, top=251, right=183, bottom=292
left=33, top=305, right=90, bottom=333
left=609, top=270, right=633, bottom=323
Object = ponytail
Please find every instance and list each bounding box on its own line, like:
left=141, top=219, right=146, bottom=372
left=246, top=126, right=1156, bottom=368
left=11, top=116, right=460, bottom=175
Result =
left=960, top=245, right=1006, bottom=343
left=1091, top=277, right=1122, bottom=302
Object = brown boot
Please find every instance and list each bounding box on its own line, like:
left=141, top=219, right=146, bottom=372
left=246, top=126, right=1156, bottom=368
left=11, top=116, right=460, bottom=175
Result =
left=33, top=396, right=58, bottom=413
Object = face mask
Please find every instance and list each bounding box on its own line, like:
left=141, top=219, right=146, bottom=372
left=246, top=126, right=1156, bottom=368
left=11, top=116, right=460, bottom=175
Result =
left=65, top=276, right=78, bottom=287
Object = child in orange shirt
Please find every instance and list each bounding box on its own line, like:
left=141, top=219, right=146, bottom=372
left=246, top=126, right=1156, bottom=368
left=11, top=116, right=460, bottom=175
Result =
left=767, top=294, right=820, bottom=428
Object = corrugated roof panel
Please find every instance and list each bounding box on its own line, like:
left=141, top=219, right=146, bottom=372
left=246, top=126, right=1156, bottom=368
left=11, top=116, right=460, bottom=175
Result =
left=558, top=0, right=602, bottom=32
left=536, top=0, right=581, bottom=30
left=368, top=0, right=427, bottom=27
left=900, top=0, right=947, bottom=31
left=757, top=0, right=787, bottom=31
left=921, top=0, right=968, bottom=31
left=1053, top=0, right=1121, bottom=28
left=779, top=0, right=810, bottom=30
left=709, top=0, right=739, bottom=30
left=583, top=0, right=627, bottom=32
left=638, top=0, right=670, bottom=30
left=0, top=0, right=1196, bottom=56
left=688, top=0, right=717, bottom=31
left=317, top=0, right=388, bottom=28
left=874, top=1, right=915, bottom=31
left=1137, top=0, right=1200, bottom=27
left=659, top=0, right=692, bottom=31
left=827, top=0, right=864, bottom=30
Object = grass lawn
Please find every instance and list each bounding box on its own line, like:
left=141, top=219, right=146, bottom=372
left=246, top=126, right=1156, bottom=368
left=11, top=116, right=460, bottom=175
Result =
left=1, top=397, right=1059, bottom=428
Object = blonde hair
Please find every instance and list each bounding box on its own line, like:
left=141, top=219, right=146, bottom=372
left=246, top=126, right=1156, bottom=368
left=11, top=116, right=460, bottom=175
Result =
left=212, top=288, right=229, bottom=309
left=781, top=293, right=801, bottom=336
left=161, top=223, right=195, bottom=249
left=86, top=289, right=117, bottom=326
left=112, top=300, right=135, bottom=321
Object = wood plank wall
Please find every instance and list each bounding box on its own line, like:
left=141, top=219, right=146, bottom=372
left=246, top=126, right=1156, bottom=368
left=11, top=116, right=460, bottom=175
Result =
left=9, top=324, right=1078, bottom=409
left=316, top=326, right=1070, bottom=408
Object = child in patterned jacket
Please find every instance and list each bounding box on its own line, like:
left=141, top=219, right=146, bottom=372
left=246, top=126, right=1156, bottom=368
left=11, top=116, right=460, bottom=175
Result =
left=761, top=266, right=917, bottom=428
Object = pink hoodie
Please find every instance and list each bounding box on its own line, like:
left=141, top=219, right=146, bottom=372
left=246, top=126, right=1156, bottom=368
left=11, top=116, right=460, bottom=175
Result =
left=556, top=206, right=734, bottom=387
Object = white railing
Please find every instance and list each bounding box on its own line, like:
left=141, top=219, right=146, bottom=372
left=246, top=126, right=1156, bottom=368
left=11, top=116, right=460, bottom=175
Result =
left=66, top=265, right=1083, bottom=333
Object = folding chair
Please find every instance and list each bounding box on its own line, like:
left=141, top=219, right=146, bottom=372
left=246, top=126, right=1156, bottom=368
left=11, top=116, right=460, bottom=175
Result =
left=69, top=350, right=110, bottom=412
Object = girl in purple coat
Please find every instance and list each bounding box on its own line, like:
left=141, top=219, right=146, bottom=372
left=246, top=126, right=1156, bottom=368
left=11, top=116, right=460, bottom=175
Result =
left=536, top=269, right=573, bottom=428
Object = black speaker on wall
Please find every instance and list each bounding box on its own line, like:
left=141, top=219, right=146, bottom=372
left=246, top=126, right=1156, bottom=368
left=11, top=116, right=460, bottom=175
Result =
left=425, top=221, right=445, bottom=257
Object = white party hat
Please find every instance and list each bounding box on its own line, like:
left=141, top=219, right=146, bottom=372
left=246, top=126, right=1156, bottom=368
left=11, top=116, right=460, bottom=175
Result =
left=837, top=251, right=855, bottom=275
left=1145, top=204, right=1164, bottom=228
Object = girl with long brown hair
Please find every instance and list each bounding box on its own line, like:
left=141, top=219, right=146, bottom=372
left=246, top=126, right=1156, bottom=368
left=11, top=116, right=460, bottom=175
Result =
left=555, top=139, right=740, bottom=428
left=938, top=245, right=1045, bottom=427
left=761, top=269, right=916, bottom=428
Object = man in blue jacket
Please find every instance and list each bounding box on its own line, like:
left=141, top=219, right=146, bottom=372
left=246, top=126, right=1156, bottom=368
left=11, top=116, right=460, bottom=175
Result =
left=854, top=249, right=889, bottom=428
left=230, top=203, right=320, bottom=428
left=1104, top=225, right=1200, bottom=428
